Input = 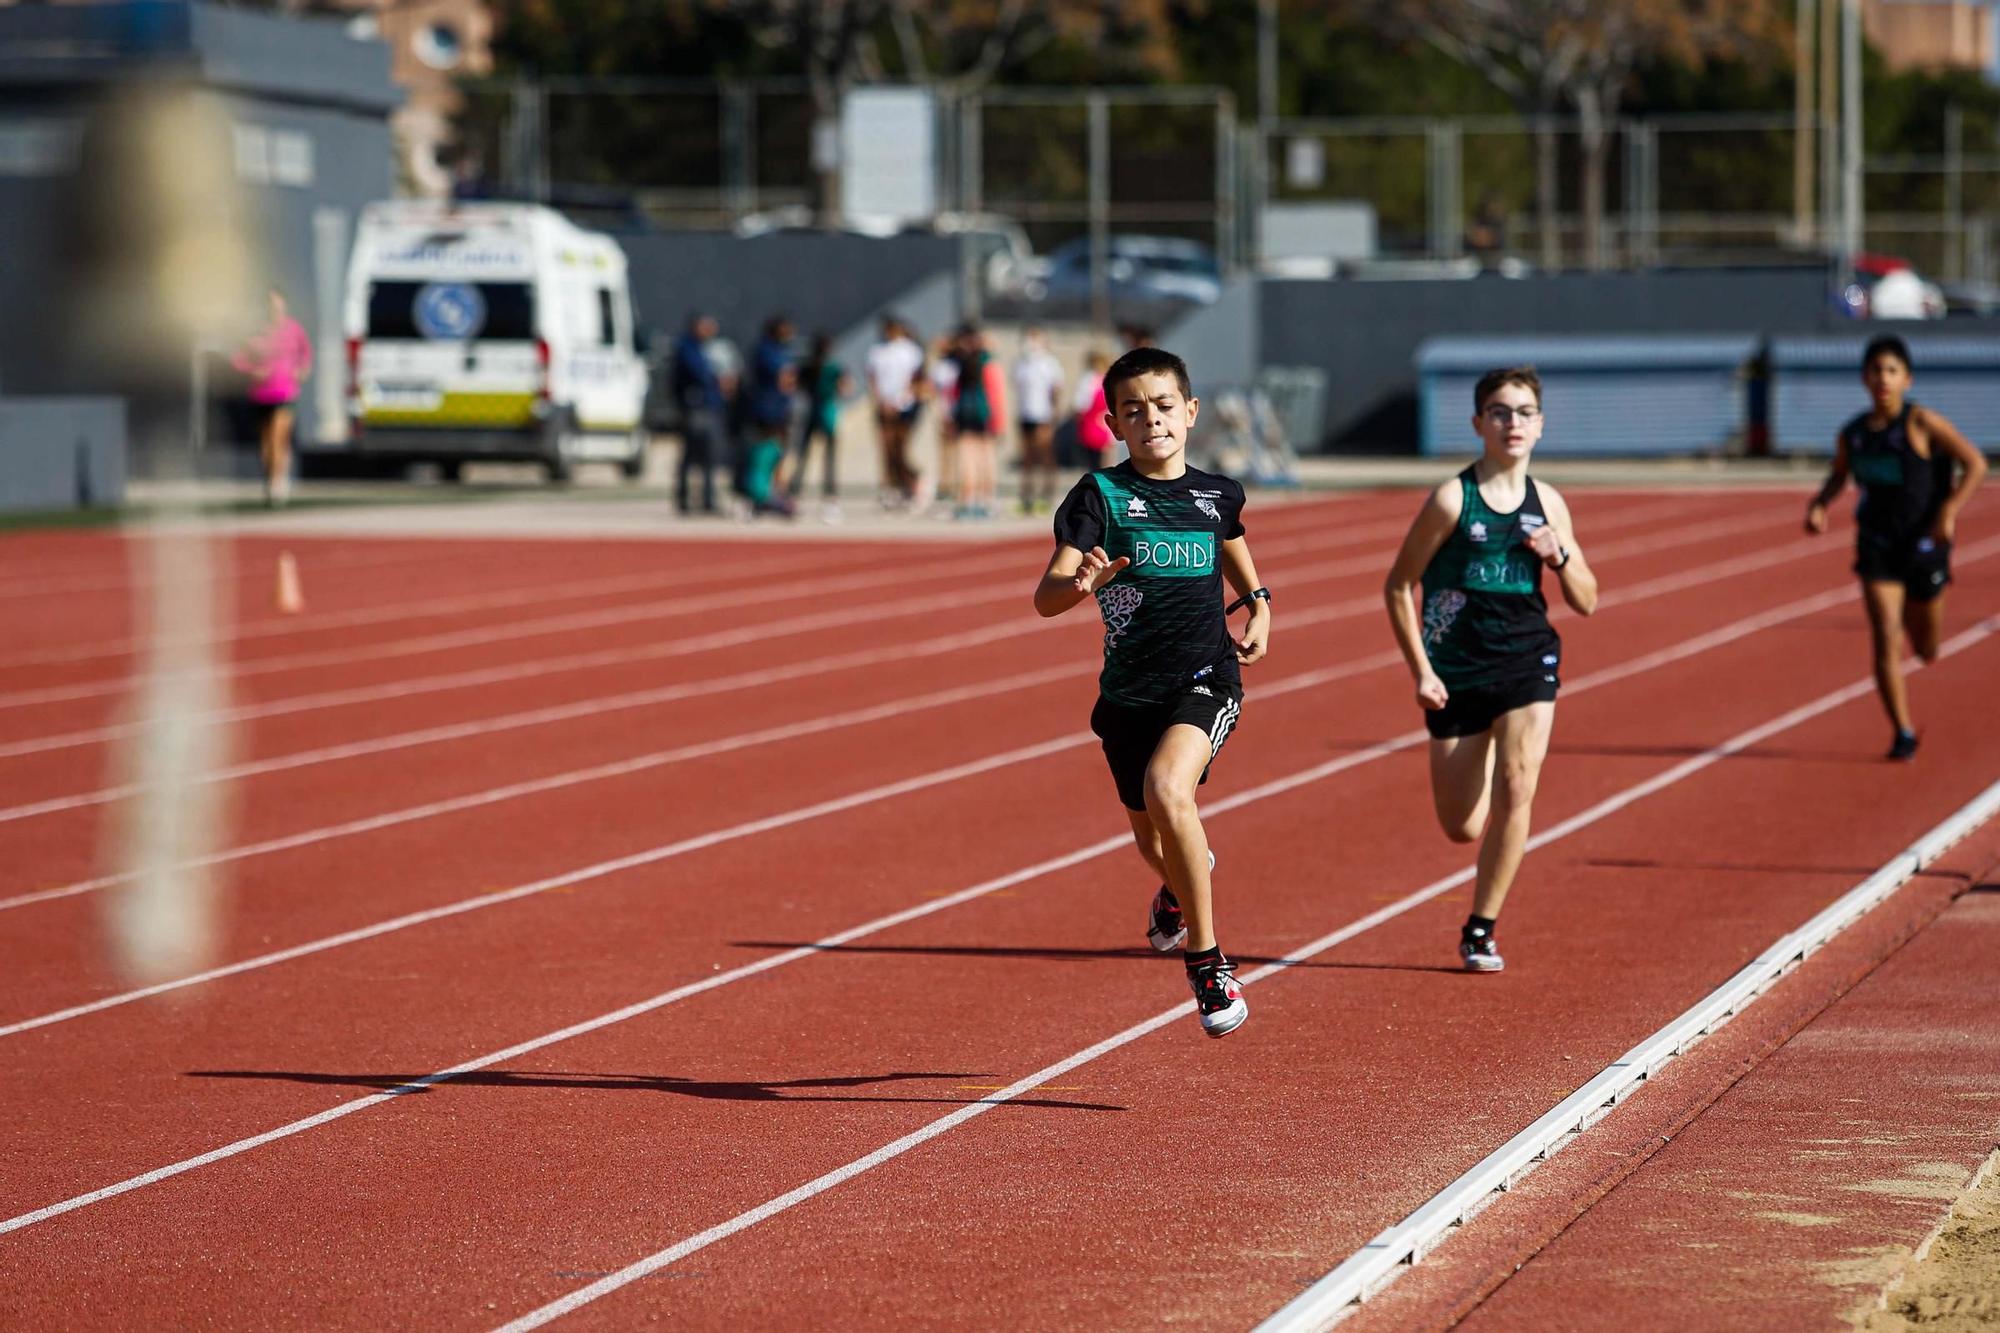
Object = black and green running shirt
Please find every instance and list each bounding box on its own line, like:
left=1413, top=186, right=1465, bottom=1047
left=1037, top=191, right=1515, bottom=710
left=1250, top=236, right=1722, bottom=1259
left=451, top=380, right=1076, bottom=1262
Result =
left=1053, top=461, right=1248, bottom=707
left=1419, top=467, right=1561, bottom=688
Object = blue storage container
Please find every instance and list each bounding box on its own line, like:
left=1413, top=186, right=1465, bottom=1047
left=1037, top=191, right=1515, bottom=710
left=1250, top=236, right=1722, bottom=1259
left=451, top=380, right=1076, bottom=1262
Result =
left=1416, top=336, right=1758, bottom=456
left=1768, top=336, right=2000, bottom=455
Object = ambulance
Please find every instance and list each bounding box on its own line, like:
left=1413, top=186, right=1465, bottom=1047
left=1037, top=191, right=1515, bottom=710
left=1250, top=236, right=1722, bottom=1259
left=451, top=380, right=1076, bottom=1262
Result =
left=341, top=201, right=650, bottom=481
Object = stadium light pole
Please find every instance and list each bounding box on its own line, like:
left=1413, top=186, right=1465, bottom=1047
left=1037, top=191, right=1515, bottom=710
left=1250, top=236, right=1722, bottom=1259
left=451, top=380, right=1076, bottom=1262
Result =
left=1840, top=0, right=1862, bottom=279
left=1256, top=0, right=1276, bottom=270
left=1793, top=0, right=1814, bottom=245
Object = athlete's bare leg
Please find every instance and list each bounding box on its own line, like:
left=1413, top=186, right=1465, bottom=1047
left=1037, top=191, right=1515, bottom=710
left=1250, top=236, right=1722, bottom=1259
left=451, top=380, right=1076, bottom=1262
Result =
left=1469, top=701, right=1555, bottom=921
left=1142, top=723, right=1219, bottom=952
left=1123, top=806, right=1168, bottom=881
left=1428, top=729, right=1498, bottom=843
left=1862, top=579, right=1914, bottom=732
left=1902, top=589, right=1945, bottom=664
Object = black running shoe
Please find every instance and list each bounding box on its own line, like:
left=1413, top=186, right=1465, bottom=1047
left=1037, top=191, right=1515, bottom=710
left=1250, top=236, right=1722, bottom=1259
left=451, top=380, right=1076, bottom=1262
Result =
left=1459, top=925, right=1505, bottom=973
left=1144, top=849, right=1215, bottom=953
left=1187, top=955, right=1248, bottom=1037
left=1888, top=729, right=1920, bottom=761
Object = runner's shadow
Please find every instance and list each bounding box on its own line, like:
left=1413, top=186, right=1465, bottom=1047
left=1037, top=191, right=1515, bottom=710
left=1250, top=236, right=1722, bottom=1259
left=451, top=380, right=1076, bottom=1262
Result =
left=735, top=940, right=1458, bottom=975
left=1548, top=743, right=1867, bottom=763
left=1585, top=856, right=1883, bottom=878
left=188, top=1068, right=1124, bottom=1112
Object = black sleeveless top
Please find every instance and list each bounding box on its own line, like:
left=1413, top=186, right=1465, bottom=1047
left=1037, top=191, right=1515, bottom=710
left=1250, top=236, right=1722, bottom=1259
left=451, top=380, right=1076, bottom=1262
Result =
left=1843, top=403, right=1952, bottom=548
left=1418, top=467, right=1561, bottom=688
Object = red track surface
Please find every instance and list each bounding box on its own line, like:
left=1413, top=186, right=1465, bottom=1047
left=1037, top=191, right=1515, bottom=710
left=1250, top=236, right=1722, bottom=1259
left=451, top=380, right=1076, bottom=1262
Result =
left=2, top=486, right=1997, bottom=1330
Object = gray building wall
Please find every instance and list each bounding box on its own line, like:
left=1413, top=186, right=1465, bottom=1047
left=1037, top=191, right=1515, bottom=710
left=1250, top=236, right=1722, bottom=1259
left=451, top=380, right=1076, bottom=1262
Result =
left=0, top=397, right=126, bottom=513
left=0, top=2, right=396, bottom=478
left=619, top=229, right=965, bottom=352
left=1254, top=268, right=2000, bottom=452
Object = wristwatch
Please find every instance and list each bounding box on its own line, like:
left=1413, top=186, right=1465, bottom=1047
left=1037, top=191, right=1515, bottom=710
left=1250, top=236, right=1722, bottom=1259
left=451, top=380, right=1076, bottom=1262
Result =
left=1552, top=546, right=1572, bottom=570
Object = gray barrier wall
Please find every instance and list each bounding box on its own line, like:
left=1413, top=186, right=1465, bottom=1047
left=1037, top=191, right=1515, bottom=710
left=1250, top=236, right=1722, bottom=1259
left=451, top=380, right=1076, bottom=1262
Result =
left=1249, top=268, right=2000, bottom=452
left=0, top=1, right=397, bottom=473
left=0, top=397, right=127, bottom=512
left=619, top=230, right=965, bottom=353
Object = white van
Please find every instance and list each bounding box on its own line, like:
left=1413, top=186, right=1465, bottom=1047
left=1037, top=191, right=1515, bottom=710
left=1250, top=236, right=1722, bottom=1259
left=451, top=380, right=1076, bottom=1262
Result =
left=341, top=201, right=650, bottom=481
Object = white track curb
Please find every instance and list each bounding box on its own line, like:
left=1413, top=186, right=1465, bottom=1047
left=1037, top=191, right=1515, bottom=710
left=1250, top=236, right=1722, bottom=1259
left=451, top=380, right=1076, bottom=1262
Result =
left=1258, top=772, right=2000, bottom=1332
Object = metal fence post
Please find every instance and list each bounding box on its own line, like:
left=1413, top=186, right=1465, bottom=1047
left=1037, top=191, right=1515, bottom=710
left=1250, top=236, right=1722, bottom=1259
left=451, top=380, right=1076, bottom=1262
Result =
left=1217, top=92, right=1238, bottom=273
left=1426, top=120, right=1462, bottom=258
left=722, top=83, right=753, bottom=221
left=1944, top=103, right=1963, bottom=282
left=1088, top=91, right=1109, bottom=330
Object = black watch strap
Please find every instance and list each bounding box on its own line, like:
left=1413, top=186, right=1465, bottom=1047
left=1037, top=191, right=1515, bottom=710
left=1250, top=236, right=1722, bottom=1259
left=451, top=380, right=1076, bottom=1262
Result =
left=1226, top=586, right=1273, bottom=614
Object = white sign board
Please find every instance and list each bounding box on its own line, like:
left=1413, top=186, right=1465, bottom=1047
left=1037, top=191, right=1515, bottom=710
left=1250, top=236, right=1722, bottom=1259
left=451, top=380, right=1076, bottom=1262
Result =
left=841, top=88, right=937, bottom=227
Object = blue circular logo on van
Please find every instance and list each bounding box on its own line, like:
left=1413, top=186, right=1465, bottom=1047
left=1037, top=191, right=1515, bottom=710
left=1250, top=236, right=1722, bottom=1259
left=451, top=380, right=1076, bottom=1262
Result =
left=413, top=282, right=485, bottom=340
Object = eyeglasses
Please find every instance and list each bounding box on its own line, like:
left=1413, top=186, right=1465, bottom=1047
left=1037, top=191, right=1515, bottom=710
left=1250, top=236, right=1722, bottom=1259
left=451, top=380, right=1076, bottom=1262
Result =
left=1481, top=405, right=1542, bottom=424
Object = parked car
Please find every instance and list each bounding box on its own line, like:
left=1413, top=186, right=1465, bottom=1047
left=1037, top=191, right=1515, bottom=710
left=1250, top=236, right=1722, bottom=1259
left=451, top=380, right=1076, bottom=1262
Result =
left=1025, top=235, right=1224, bottom=305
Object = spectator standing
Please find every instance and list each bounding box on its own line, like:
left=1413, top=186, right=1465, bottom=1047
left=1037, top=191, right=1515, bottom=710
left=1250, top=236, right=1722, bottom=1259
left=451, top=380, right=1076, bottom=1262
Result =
left=1073, top=348, right=1115, bottom=471
left=1013, top=325, right=1065, bottom=515
left=745, top=316, right=798, bottom=517
left=671, top=313, right=726, bottom=515
left=865, top=317, right=925, bottom=508
left=789, top=332, right=850, bottom=521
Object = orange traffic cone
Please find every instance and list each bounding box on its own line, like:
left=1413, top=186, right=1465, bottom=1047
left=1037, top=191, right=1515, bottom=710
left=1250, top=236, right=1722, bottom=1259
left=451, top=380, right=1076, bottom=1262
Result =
left=275, top=550, right=304, bottom=614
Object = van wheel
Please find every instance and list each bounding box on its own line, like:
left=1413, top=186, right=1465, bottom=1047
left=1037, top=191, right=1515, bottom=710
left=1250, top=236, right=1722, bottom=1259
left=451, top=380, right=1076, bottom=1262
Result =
left=440, top=460, right=465, bottom=483
left=618, top=444, right=646, bottom=481
left=546, top=456, right=573, bottom=485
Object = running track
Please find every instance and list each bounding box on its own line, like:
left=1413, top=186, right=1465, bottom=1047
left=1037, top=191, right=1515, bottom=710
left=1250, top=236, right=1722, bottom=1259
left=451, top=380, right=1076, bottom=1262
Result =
left=3, top=486, right=1998, bottom=1329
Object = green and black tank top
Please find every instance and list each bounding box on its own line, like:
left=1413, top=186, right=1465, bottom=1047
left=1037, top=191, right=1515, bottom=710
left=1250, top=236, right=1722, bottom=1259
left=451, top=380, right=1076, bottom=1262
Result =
left=1843, top=402, right=1951, bottom=550
left=1419, top=467, right=1561, bottom=688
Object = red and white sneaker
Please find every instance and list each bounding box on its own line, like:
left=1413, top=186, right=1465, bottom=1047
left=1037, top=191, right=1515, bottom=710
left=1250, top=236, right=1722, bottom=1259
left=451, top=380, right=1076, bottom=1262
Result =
left=1145, top=849, right=1216, bottom=953
left=1188, top=956, right=1247, bottom=1037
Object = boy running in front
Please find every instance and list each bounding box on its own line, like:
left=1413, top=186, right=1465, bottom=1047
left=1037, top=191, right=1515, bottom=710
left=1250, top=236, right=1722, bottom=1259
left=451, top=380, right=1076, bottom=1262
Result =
left=1805, top=335, right=1986, bottom=759
left=1035, top=347, right=1272, bottom=1037
left=1384, top=366, right=1597, bottom=972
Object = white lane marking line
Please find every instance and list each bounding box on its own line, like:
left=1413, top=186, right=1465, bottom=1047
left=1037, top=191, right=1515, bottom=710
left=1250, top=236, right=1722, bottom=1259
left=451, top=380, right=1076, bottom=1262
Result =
left=0, top=510, right=1822, bottom=822
left=0, top=490, right=1764, bottom=734
left=2, top=515, right=1886, bottom=915
left=1257, top=641, right=2000, bottom=1332
left=0, top=497, right=1366, bottom=706
left=492, top=620, right=2000, bottom=1331
left=0, top=546, right=1028, bottom=713
left=0, top=544, right=899, bottom=671
left=0, top=563, right=1896, bottom=1237
left=0, top=526, right=1386, bottom=764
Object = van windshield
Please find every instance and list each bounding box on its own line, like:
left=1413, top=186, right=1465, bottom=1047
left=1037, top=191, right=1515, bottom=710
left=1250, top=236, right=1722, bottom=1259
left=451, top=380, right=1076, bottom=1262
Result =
left=367, top=281, right=536, bottom=340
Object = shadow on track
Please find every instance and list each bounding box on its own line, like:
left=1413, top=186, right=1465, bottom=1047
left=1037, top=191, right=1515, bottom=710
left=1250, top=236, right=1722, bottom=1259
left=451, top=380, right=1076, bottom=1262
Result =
left=188, top=1067, right=1125, bottom=1111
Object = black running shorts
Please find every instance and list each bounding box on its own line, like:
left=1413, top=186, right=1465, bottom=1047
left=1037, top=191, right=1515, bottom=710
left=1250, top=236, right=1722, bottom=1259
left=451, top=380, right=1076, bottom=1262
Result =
left=1855, top=535, right=1952, bottom=604
left=1424, top=672, right=1559, bottom=740
left=1090, top=683, right=1243, bottom=812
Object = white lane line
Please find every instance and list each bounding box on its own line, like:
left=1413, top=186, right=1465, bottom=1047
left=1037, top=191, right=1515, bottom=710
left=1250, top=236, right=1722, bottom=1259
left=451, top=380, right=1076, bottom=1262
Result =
left=0, top=546, right=1028, bottom=713
left=0, top=492, right=1763, bottom=724
left=1257, top=670, right=2000, bottom=1332
left=0, top=544, right=900, bottom=672
left=490, top=617, right=2000, bottom=1331
left=0, top=497, right=1366, bottom=708
left=0, top=506, right=1406, bottom=759
left=0, top=562, right=1895, bottom=1237
left=1, top=515, right=1879, bottom=909
left=0, top=509, right=1818, bottom=822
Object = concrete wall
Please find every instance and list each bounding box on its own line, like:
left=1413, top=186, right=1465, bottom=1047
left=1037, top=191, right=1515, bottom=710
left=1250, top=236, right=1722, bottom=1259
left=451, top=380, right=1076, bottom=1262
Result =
left=1261, top=268, right=1846, bottom=451
left=0, top=2, right=397, bottom=477
left=0, top=397, right=126, bottom=512
left=620, top=230, right=965, bottom=352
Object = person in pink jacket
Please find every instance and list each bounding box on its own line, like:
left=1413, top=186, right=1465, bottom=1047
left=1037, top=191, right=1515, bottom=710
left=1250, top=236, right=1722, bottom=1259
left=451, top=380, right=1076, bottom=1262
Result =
left=233, top=288, right=312, bottom=506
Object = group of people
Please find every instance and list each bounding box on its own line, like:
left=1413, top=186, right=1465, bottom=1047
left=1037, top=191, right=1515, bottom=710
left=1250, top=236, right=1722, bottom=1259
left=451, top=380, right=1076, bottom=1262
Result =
left=670, top=313, right=850, bottom=520
left=867, top=318, right=1128, bottom=521
left=670, top=311, right=1138, bottom=524
left=1038, top=337, right=1981, bottom=1038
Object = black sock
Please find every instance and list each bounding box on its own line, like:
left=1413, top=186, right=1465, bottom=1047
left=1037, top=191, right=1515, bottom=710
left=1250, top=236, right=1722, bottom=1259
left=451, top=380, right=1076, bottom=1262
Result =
left=1184, top=944, right=1223, bottom=972
left=1463, top=914, right=1497, bottom=938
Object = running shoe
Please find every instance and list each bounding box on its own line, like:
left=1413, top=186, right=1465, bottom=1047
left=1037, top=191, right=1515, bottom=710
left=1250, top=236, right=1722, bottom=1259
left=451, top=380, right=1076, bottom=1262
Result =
left=1459, top=925, right=1505, bottom=973
left=1888, top=729, right=1920, bottom=761
left=1188, top=955, right=1248, bottom=1037
left=1145, top=849, right=1216, bottom=953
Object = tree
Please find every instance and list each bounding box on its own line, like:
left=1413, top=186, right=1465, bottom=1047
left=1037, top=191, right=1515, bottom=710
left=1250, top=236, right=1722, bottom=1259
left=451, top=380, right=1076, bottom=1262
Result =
left=1344, top=0, right=1781, bottom=268
left=721, top=0, right=1176, bottom=221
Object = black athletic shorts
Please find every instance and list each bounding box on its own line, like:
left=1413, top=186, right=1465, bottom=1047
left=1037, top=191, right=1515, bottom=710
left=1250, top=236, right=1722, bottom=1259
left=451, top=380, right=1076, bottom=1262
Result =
left=1424, top=672, right=1559, bottom=740
left=1855, top=536, right=1952, bottom=604
left=1090, top=683, right=1243, bottom=812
